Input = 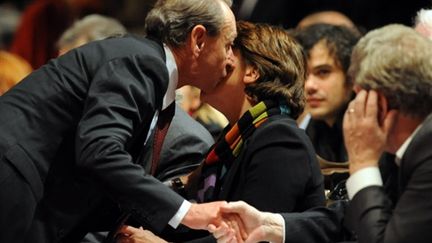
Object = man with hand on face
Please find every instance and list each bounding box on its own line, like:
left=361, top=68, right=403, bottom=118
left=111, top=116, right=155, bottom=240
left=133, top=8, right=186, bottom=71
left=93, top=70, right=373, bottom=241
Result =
left=209, top=24, right=432, bottom=243
left=343, top=24, right=432, bottom=243
left=0, top=0, right=237, bottom=242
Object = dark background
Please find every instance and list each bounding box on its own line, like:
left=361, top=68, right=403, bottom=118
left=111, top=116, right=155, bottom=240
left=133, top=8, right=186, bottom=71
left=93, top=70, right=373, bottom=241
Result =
left=232, top=0, right=432, bottom=31
left=2, top=0, right=431, bottom=31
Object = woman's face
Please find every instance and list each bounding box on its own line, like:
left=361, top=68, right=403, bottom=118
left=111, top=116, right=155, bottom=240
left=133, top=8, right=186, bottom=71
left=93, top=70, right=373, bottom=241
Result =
left=200, top=48, right=249, bottom=123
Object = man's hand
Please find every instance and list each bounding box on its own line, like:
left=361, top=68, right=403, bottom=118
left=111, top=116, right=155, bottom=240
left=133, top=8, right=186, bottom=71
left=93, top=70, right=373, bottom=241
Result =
left=181, top=201, right=228, bottom=230
left=208, top=201, right=284, bottom=243
left=343, top=90, right=397, bottom=174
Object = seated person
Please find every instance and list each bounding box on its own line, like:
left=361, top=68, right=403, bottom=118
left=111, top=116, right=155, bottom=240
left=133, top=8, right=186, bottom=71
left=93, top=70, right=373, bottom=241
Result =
left=292, top=23, right=360, bottom=163
left=117, top=21, right=326, bottom=242
left=292, top=24, right=360, bottom=193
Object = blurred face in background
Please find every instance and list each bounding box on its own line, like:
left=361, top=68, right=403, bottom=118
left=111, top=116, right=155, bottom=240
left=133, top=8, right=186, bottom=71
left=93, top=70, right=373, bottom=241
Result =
left=304, top=41, right=352, bottom=126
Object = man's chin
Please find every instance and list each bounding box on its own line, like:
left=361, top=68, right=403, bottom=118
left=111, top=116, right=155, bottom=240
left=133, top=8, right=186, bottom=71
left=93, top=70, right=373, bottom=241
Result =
left=309, top=110, right=327, bottom=120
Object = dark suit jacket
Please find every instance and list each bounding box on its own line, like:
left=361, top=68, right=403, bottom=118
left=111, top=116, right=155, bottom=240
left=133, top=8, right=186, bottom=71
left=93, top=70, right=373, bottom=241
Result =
left=0, top=35, right=185, bottom=242
left=219, top=115, right=325, bottom=212
left=281, top=200, right=349, bottom=243
left=346, top=114, right=432, bottom=243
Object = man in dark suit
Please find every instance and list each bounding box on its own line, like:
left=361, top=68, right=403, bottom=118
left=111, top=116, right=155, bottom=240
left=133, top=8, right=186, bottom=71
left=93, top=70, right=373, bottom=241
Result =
left=207, top=24, right=432, bottom=243
left=342, top=24, right=432, bottom=243
left=0, top=0, right=237, bottom=242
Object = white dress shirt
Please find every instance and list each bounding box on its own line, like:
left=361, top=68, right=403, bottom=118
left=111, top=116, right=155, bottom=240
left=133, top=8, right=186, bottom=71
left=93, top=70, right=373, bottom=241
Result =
left=146, top=44, right=191, bottom=228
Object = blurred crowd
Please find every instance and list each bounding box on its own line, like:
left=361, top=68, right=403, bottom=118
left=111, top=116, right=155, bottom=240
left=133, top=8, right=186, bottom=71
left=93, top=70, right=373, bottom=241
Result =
left=1, top=0, right=432, bottom=243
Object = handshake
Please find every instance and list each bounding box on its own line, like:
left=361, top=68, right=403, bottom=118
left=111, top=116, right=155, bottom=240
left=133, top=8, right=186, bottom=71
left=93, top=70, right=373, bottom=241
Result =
left=206, top=201, right=285, bottom=243
left=117, top=201, right=285, bottom=243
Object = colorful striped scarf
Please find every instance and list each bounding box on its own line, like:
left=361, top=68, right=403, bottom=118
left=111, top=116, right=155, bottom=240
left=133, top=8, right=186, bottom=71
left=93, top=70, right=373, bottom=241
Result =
left=196, top=100, right=291, bottom=202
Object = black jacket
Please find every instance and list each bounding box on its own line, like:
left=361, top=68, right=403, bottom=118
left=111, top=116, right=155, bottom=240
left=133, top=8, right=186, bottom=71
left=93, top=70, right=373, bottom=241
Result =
left=346, top=114, right=432, bottom=243
left=0, top=35, right=184, bottom=242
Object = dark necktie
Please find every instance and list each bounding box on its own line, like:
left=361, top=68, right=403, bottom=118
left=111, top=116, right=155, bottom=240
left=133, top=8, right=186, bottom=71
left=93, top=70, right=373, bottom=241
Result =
left=150, top=102, right=175, bottom=175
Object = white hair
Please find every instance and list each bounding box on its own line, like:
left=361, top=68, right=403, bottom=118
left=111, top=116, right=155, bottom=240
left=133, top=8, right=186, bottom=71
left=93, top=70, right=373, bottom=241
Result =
left=414, top=8, right=432, bottom=40
left=58, top=14, right=126, bottom=50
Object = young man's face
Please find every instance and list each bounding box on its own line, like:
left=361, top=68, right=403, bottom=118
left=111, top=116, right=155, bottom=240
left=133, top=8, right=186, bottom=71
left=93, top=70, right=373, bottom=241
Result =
left=304, top=41, right=352, bottom=126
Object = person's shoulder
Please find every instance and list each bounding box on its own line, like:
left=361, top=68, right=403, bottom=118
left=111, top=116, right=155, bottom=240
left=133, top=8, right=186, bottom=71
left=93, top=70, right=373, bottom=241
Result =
left=402, top=114, right=432, bottom=168
left=96, top=34, right=163, bottom=52
left=250, top=115, right=306, bottom=145
left=74, top=35, right=166, bottom=69
left=169, top=105, right=214, bottom=146
left=258, top=115, right=302, bottom=134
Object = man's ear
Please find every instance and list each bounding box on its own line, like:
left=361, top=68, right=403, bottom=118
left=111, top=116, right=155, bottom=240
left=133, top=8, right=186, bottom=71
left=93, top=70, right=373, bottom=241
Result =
left=190, top=25, right=206, bottom=57
left=244, top=65, right=259, bottom=84
left=377, top=91, right=389, bottom=126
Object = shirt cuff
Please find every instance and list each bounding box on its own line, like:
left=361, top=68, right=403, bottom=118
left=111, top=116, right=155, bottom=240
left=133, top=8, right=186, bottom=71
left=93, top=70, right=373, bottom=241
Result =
left=168, top=200, right=191, bottom=228
left=346, top=166, right=383, bottom=200
left=275, top=213, right=285, bottom=243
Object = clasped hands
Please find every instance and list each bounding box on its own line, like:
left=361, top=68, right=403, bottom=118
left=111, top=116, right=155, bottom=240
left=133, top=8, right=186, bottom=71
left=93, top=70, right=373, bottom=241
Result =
left=207, top=201, right=284, bottom=243
left=116, top=201, right=284, bottom=243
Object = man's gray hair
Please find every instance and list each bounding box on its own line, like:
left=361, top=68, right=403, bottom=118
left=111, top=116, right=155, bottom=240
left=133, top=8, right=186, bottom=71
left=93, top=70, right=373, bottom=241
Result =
left=57, top=14, right=126, bottom=49
left=349, top=24, right=432, bottom=118
left=144, top=0, right=232, bottom=47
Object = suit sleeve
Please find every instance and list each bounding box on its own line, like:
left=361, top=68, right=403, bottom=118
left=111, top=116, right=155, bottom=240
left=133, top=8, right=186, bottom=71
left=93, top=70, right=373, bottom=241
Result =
left=281, top=201, right=348, bottom=243
left=240, top=121, right=325, bottom=212
left=74, top=55, right=185, bottom=233
left=346, top=157, right=432, bottom=243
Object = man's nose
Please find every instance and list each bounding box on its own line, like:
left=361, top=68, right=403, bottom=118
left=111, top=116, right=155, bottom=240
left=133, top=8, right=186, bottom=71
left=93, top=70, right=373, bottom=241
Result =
left=305, top=75, right=318, bottom=93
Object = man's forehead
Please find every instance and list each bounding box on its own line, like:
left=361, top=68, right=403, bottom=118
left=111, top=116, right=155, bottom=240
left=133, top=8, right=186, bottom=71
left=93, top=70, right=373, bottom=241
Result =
left=310, top=45, right=342, bottom=67
left=218, top=0, right=237, bottom=40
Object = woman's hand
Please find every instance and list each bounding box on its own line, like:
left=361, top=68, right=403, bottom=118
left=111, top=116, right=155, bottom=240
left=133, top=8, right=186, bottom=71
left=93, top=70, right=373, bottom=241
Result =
left=116, top=225, right=167, bottom=243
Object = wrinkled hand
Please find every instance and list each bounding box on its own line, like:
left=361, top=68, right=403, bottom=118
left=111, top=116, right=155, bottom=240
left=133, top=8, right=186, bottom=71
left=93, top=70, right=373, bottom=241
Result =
left=208, top=201, right=284, bottom=243
left=116, top=226, right=167, bottom=243
left=343, top=90, right=397, bottom=174
left=181, top=201, right=228, bottom=230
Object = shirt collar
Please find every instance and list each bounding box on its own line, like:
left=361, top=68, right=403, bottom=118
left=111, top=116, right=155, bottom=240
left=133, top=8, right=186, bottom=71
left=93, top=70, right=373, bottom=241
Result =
left=162, top=44, right=178, bottom=110
left=395, top=122, right=424, bottom=166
